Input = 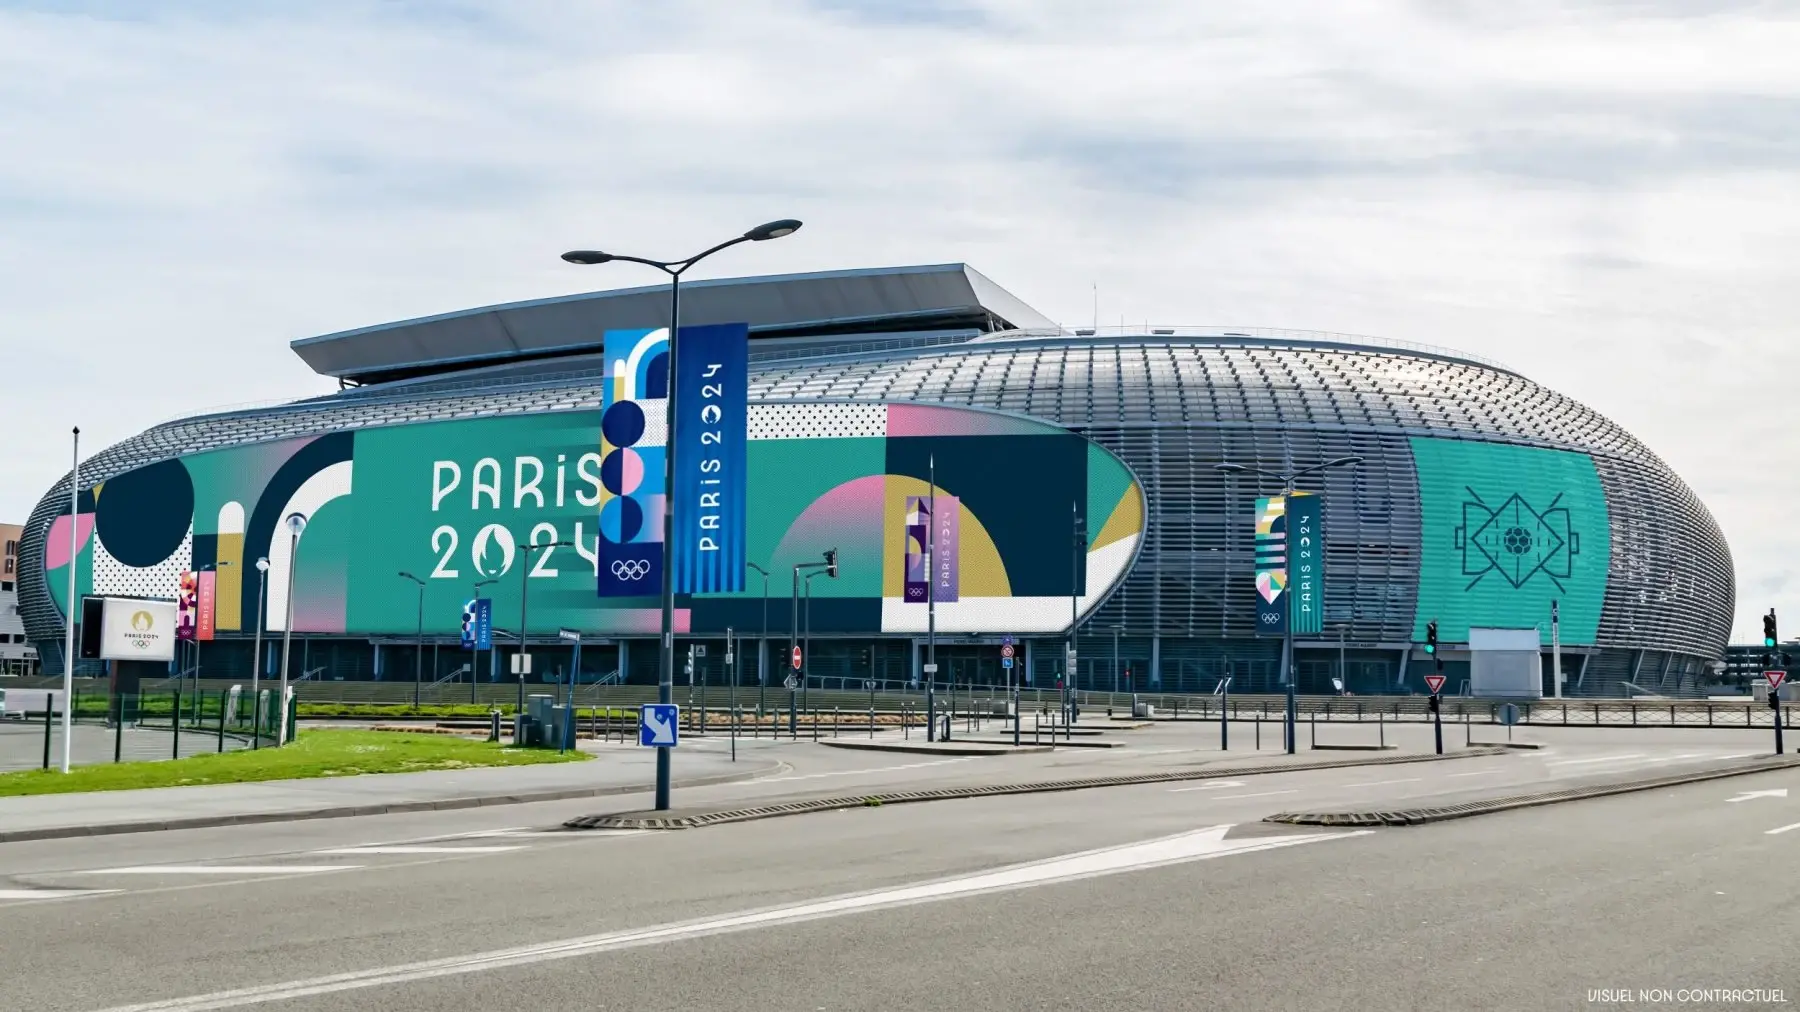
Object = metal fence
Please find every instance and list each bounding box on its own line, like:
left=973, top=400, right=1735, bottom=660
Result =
left=0, top=690, right=282, bottom=773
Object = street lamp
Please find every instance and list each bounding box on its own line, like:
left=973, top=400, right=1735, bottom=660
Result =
left=1215, top=455, right=1363, bottom=754
left=745, top=561, right=770, bottom=715
left=517, top=540, right=573, bottom=719
left=789, top=548, right=837, bottom=734
left=252, top=557, right=269, bottom=747
left=277, top=512, right=307, bottom=746
left=562, top=218, right=802, bottom=812
left=471, top=577, right=499, bottom=703
left=399, top=572, right=426, bottom=707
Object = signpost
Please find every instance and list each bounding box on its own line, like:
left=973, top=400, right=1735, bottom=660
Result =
left=1496, top=701, right=1521, bottom=744
left=558, top=628, right=581, bottom=716
left=784, top=671, right=799, bottom=737
left=639, top=703, right=679, bottom=748
left=1768, top=671, right=1787, bottom=754
left=1424, top=672, right=1446, bottom=754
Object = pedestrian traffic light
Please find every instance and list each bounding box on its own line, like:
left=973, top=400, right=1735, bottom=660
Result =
left=1428, top=694, right=1440, bottom=714
left=1764, top=610, right=1778, bottom=649
left=824, top=548, right=838, bottom=578
left=1425, top=620, right=1438, bottom=656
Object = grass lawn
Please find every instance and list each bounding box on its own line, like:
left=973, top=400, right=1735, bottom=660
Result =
left=0, top=729, right=589, bottom=797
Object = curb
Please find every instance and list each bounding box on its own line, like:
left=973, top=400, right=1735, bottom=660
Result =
left=0, top=763, right=782, bottom=845
left=816, top=740, right=1054, bottom=756
left=563, top=747, right=1511, bottom=831
left=1263, top=754, right=1800, bottom=828
left=1469, top=741, right=1544, bottom=750
left=1310, top=744, right=1398, bottom=752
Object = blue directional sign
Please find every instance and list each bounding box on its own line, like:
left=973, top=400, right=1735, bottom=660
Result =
left=639, top=704, right=680, bottom=748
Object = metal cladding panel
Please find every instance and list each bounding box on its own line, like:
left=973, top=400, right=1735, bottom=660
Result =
left=17, top=331, right=1733, bottom=677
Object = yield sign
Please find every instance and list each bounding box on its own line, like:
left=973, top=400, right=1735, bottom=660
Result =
left=1423, top=674, right=1446, bottom=695
left=1766, top=670, right=1788, bottom=692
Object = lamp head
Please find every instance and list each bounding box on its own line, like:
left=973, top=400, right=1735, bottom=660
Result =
left=285, top=513, right=307, bottom=536
left=255, top=557, right=269, bottom=572
left=1214, top=463, right=1246, bottom=474
left=744, top=219, right=803, bottom=241
left=560, top=250, right=615, bottom=265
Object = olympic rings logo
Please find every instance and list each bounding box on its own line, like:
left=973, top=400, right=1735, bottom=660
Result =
left=1259, top=612, right=1281, bottom=625
left=611, top=559, right=652, bottom=580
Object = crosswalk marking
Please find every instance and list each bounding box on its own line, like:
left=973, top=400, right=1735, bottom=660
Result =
left=73, top=865, right=357, bottom=876
left=315, top=846, right=524, bottom=856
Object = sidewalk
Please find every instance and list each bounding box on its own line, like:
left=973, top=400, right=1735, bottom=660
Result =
left=0, top=744, right=778, bottom=843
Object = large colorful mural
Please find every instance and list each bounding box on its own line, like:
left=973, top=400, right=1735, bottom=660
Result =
left=44, top=403, right=1146, bottom=639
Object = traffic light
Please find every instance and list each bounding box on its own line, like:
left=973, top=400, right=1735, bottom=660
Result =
left=1428, top=693, right=1440, bottom=714
left=824, top=548, right=839, bottom=579
left=1764, top=610, right=1778, bottom=649
left=1425, top=620, right=1438, bottom=656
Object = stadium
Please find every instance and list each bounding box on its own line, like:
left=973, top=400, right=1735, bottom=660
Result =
left=15, top=264, right=1735, bottom=699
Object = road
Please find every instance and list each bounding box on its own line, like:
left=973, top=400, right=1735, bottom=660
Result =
left=1, top=722, right=1794, bottom=1010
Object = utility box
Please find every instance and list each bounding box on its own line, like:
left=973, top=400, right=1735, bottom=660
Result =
left=1132, top=701, right=1157, bottom=718
left=1469, top=627, right=1544, bottom=699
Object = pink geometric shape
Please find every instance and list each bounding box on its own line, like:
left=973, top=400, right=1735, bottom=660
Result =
left=44, top=514, right=95, bottom=570
left=618, top=447, right=645, bottom=495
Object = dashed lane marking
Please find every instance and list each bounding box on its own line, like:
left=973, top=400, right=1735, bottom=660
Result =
left=0, top=887, right=120, bottom=901
left=755, top=757, right=977, bottom=783
left=1212, top=790, right=1298, bottom=800
left=315, top=846, right=525, bottom=856
left=1341, top=778, right=1421, bottom=788
left=1765, top=823, right=1800, bottom=836
left=73, top=865, right=359, bottom=876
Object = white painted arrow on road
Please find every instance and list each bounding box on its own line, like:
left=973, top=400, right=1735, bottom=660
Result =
left=1726, top=789, right=1789, bottom=803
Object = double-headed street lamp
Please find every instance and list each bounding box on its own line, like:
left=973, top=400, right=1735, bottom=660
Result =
left=1215, top=455, right=1363, bottom=755
left=252, top=556, right=270, bottom=747
left=398, top=571, right=426, bottom=707
left=562, top=218, right=802, bottom=812
left=745, top=562, right=771, bottom=713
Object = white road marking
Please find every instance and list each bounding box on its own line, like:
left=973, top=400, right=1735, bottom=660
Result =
left=1213, top=790, right=1298, bottom=800
left=1765, top=822, right=1800, bottom=836
left=315, top=846, right=525, bottom=856
left=1726, top=789, right=1789, bottom=803
left=756, top=758, right=976, bottom=783
left=73, top=865, right=358, bottom=876
left=86, top=824, right=1369, bottom=1012
left=0, top=888, right=120, bottom=900
left=1446, top=769, right=1502, bottom=778
left=1169, top=781, right=1248, bottom=793
left=1545, top=753, right=1644, bottom=766
left=1342, top=778, right=1421, bottom=788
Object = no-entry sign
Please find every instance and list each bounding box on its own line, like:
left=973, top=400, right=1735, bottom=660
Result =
left=791, top=646, right=803, bottom=671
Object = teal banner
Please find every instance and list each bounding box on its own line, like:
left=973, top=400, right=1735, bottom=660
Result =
left=1288, top=491, right=1323, bottom=636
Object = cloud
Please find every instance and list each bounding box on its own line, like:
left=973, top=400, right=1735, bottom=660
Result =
left=2, top=0, right=1798, bottom=641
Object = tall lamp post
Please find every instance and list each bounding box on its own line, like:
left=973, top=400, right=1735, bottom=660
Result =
left=562, top=218, right=802, bottom=813
left=1215, top=455, right=1363, bottom=755
left=471, top=577, right=498, bottom=703
left=252, top=557, right=269, bottom=747
left=789, top=549, right=837, bottom=729
left=60, top=426, right=80, bottom=774
left=517, top=540, right=573, bottom=718
left=746, top=562, right=770, bottom=715
left=399, top=572, right=426, bottom=707
left=277, top=512, right=307, bottom=746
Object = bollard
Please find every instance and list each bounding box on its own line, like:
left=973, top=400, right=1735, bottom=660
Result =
left=172, top=690, right=182, bottom=760
left=113, top=697, right=124, bottom=763
left=1310, top=713, right=1316, bottom=749
left=1255, top=718, right=1261, bottom=750
left=42, top=700, right=53, bottom=769
left=834, top=706, right=840, bottom=737
left=1378, top=711, right=1385, bottom=749
left=217, top=693, right=227, bottom=753
left=812, top=709, right=818, bottom=741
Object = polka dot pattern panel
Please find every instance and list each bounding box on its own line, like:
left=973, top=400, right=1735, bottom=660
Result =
left=749, top=402, right=885, bottom=441
left=93, top=525, right=192, bottom=601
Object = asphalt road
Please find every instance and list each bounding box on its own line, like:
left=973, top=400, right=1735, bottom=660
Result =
left=2, top=723, right=1794, bottom=1010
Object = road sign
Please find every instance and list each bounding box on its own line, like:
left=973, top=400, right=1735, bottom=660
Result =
left=1766, top=670, right=1788, bottom=692
left=1496, top=703, right=1521, bottom=726
left=1003, top=634, right=1013, bottom=646
left=783, top=674, right=799, bottom=690
left=693, top=645, right=706, bottom=657
left=791, top=646, right=802, bottom=671
left=638, top=704, right=679, bottom=748
left=1002, top=656, right=1013, bottom=670
left=558, top=628, right=580, bottom=643
left=511, top=653, right=532, bottom=675
left=864, top=679, right=877, bottom=691
left=1423, top=674, right=1446, bottom=695
left=922, top=663, right=938, bottom=675
left=1001, top=644, right=1015, bottom=659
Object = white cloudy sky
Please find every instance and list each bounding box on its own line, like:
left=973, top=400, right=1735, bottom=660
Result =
left=2, top=0, right=1796, bottom=642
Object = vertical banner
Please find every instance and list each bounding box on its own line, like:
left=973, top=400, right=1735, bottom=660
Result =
left=473, top=598, right=492, bottom=650
left=176, top=571, right=198, bottom=641
left=1287, top=491, right=1323, bottom=636
left=672, top=323, right=749, bottom=593
left=597, top=327, right=669, bottom=598
left=904, top=494, right=960, bottom=603
left=460, top=599, right=476, bottom=649
left=1254, top=496, right=1287, bottom=636
left=196, top=570, right=217, bottom=642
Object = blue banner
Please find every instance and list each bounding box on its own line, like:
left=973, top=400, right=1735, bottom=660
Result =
left=1287, top=492, right=1323, bottom=636
left=473, top=598, right=492, bottom=651
left=597, top=327, right=669, bottom=598
left=672, top=323, right=749, bottom=594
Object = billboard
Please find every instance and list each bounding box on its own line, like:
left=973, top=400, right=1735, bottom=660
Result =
left=41, top=401, right=1145, bottom=640
left=1287, top=492, right=1323, bottom=636
left=98, top=597, right=177, bottom=662
left=1410, top=437, right=1610, bottom=646
left=1254, top=496, right=1286, bottom=636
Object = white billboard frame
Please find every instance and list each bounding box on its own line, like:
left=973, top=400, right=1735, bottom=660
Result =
left=97, top=596, right=178, bottom=663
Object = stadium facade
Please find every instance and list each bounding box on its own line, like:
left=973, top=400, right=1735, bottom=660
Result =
left=17, top=264, right=1735, bottom=697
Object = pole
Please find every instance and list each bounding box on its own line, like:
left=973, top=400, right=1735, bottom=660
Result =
left=728, top=627, right=736, bottom=762
left=1068, top=500, right=1078, bottom=729
left=1113, top=627, right=1120, bottom=695
left=756, top=568, right=768, bottom=717
left=652, top=271, right=682, bottom=812
left=277, top=522, right=300, bottom=746
left=1551, top=599, right=1563, bottom=700
left=413, top=580, right=424, bottom=708
left=804, top=572, right=814, bottom=716
left=926, top=452, right=937, bottom=742
left=1775, top=690, right=1786, bottom=756
left=1433, top=652, right=1445, bottom=755
left=60, top=426, right=78, bottom=773
left=790, top=565, right=799, bottom=737
left=1282, top=479, right=1296, bottom=755
left=252, top=564, right=265, bottom=748
left=518, top=544, right=530, bottom=719
left=1338, top=624, right=1347, bottom=696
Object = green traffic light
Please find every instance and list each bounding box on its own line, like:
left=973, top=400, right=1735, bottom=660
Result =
left=1424, top=644, right=1435, bottom=654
